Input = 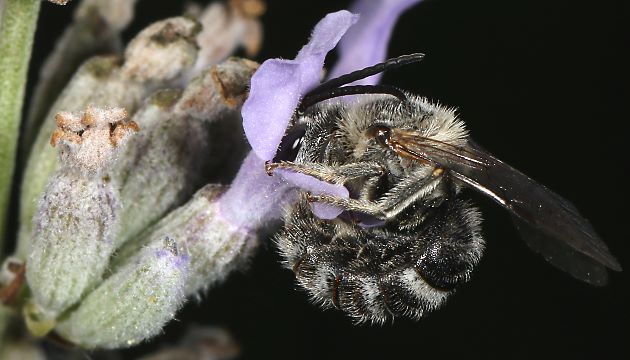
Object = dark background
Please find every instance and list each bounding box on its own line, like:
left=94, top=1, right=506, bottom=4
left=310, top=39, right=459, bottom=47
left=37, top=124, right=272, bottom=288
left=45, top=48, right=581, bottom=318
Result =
left=30, top=0, right=628, bottom=359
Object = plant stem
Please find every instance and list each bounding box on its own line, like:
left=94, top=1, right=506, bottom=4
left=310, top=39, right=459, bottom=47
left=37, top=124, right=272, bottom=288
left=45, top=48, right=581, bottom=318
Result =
left=0, top=0, right=40, bottom=256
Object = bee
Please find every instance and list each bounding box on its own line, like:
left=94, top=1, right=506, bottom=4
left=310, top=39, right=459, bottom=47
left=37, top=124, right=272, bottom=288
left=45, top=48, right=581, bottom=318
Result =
left=267, top=54, right=622, bottom=324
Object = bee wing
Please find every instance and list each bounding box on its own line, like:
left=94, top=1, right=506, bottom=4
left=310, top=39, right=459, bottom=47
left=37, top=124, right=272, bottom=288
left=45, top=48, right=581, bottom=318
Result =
left=511, top=214, right=610, bottom=285
left=388, top=130, right=621, bottom=284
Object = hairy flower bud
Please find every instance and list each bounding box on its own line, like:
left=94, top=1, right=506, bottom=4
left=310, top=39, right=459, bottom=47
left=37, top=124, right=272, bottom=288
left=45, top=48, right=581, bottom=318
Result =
left=55, top=238, right=189, bottom=349
left=113, top=57, right=257, bottom=246
left=115, top=185, right=258, bottom=296
left=18, top=17, right=201, bottom=258
left=23, top=0, right=138, bottom=151
left=191, top=0, right=264, bottom=75
left=121, top=17, right=201, bottom=83
left=177, top=57, right=258, bottom=119
left=26, top=107, right=137, bottom=323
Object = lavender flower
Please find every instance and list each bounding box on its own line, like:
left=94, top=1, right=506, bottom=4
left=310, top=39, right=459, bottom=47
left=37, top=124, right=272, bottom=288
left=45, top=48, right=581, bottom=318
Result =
left=243, top=0, right=421, bottom=160
left=329, top=0, right=423, bottom=85
left=17, top=9, right=261, bottom=346
left=2, top=0, right=421, bottom=351
left=242, top=10, right=358, bottom=161
left=224, top=0, right=422, bottom=224
left=223, top=10, right=359, bottom=225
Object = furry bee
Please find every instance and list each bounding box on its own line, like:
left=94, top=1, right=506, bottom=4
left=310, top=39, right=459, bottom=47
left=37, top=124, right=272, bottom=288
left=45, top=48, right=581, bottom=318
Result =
left=268, top=54, right=621, bottom=324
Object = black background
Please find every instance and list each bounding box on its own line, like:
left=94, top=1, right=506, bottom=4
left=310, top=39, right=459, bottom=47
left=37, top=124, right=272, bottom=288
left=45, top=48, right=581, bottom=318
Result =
left=30, top=0, right=628, bottom=359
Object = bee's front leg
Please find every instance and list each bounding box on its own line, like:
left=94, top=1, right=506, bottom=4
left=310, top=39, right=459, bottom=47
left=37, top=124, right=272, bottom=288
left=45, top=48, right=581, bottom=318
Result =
left=306, top=194, right=388, bottom=219
left=265, top=161, right=385, bottom=184
left=308, top=166, right=445, bottom=220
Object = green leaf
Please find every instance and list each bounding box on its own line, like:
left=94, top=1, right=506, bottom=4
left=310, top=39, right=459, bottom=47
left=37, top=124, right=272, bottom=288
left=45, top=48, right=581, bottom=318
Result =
left=0, top=0, right=40, bottom=256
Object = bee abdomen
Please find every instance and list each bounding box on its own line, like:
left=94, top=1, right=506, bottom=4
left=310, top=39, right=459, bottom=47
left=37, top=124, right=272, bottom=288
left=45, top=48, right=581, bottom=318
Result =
left=276, top=238, right=451, bottom=323
left=285, top=254, right=451, bottom=324
left=275, top=197, right=484, bottom=324
left=337, top=269, right=450, bottom=323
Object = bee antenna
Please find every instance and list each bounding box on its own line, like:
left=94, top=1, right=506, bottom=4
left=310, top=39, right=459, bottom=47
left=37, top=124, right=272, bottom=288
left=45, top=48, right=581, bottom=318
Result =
left=306, top=53, right=425, bottom=97
left=299, top=85, right=407, bottom=111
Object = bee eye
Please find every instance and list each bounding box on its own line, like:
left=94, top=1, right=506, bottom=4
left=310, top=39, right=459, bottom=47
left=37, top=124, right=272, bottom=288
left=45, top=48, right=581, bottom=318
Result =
left=273, top=125, right=307, bottom=162
left=367, top=124, right=392, bottom=147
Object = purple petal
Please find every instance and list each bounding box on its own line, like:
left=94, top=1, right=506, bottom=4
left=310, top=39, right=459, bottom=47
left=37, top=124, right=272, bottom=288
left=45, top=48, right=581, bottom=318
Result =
left=311, top=202, right=345, bottom=220
left=297, top=11, right=360, bottom=59
left=296, top=10, right=360, bottom=89
left=241, top=60, right=301, bottom=161
left=328, top=0, right=422, bottom=85
left=242, top=10, right=358, bottom=161
left=217, top=153, right=295, bottom=230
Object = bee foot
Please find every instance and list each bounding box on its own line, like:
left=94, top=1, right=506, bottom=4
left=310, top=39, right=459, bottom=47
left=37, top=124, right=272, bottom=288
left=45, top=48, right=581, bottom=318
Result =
left=264, top=161, right=279, bottom=176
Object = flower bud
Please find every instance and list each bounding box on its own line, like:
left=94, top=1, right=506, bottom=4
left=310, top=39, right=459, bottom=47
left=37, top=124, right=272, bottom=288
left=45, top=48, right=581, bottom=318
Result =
left=113, top=57, right=257, bottom=246
left=176, top=57, right=258, bottom=119
left=23, top=0, right=138, bottom=150
left=114, top=184, right=258, bottom=296
left=19, top=56, right=125, bottom=258
left=26, top=107, right=137, bottom=322
left=55, top=237, right=189, bottom=349
left=191, top=0, right=264, bottom=75
left=121, top=17, right=201, bottom=83
left=19, top=17, right=201, bottom=258
left=112, top=89, right=205, bottom=246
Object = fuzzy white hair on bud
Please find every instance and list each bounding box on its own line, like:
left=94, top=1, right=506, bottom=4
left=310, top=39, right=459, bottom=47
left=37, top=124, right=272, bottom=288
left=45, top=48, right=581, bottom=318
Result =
left=25, top=106, right=136, bottom=323
left=55, top=237, right=189, bottom=349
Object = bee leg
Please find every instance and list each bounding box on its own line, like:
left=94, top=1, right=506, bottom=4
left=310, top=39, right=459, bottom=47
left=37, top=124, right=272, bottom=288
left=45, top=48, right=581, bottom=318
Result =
left=375, top=167, right=445, bottom=219
left=308, top=167, right=444, bottom=220
left=267, top=161, right=385, bottom=184
left=307, top=194, right=387, bottom=219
